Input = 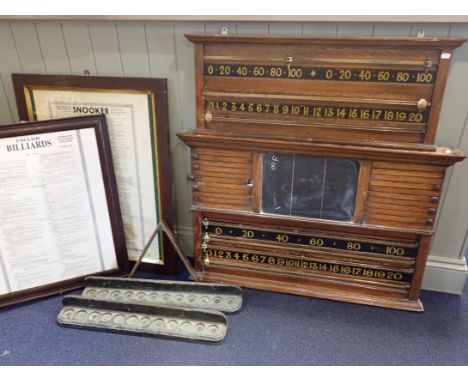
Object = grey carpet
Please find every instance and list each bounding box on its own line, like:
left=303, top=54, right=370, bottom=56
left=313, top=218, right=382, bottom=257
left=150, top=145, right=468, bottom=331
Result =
left=0, top=273, right=466, bottom=365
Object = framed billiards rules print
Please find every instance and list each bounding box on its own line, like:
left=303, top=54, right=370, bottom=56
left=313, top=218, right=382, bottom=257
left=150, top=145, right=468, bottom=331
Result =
left=0, top=116, right=127, bottom=308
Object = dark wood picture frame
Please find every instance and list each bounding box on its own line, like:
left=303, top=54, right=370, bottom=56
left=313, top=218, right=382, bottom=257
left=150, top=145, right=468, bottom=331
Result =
left=12, top=74, right=175, bottom=275
left=0, top=115, right=128, bottom=308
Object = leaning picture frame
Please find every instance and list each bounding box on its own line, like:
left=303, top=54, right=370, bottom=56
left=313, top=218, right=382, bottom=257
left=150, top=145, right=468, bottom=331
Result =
left=0, top=115, right=128, bottom=308
left=12, top=74, right=175, bottom=274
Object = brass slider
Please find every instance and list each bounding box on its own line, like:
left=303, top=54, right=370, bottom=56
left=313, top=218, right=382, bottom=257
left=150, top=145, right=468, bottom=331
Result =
left=204, top=111, right=213, bottom=123
left=203, top=232, right=210, bottom=243
left=203, top=256, right=210, bottom=265
left=245, top=179, right=254, bottom=187
left=202, top=218, right=210, bottom=229
left=192, top=164, right=199, bottom=170
left=426, top=219, right=434, bottom=225
left=417, top=98, right=429, bottom=111
left=192, top=184, right=200, bottom=191
left=201, top=242, right=208, bottom=251
left=205, top=90, right=428, bottom=108
left=204, top=55, right=437, bottom=67
left=431, top=197, right=439, bottom=203
left=428, top=208, right=437, bottom=214
left=187, top=174, right=194, bottom=181
left=424, top=58, right=433, bottom=69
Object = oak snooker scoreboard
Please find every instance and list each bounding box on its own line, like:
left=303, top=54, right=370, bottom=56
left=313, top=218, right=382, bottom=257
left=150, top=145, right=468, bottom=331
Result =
left=178, top=35, right=466, bottom=311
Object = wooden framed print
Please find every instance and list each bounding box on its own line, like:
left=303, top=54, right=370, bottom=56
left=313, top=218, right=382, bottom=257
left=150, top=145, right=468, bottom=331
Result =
left=12, top=74, right=175, bottom=274
left=0, top=116, right=128, bottom=308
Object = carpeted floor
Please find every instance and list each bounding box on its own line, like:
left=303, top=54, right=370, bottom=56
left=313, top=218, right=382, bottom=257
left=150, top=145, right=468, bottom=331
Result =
left=0, top=272, right=467, bottom=366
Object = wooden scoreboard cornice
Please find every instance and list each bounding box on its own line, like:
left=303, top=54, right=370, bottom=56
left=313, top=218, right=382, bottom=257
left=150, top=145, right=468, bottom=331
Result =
left=186, top=34, right=466, bottom=49
left=178, top=131, right=465, bottom=166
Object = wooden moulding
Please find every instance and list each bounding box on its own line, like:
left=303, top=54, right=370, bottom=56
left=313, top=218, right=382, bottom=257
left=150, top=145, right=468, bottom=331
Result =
left=408, top=235, right=434, bottom=299
left=203, top=77, right=434, bottom=102
left=192, top=210, right=203, bottom=273
left=194, top=44, right=206, bottom=131
left=205, top=118, right=426, bottom=145
left=251, top=152, right=263, bottom=213
left=177, top=131, right=465, bottom=167
left=424, top=56, right=453, bottom=144
left=353, top=161, right=372, bottom=224
left=185, top=35, right=466, bottom=50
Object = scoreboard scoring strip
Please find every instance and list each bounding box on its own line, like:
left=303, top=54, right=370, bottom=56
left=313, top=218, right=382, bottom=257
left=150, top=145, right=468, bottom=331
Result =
left=202, top=222, right=418, bottom=258
left=207, top=100, right=428, bottom=124
left=204, top=247, right=413, bottom=284
left=204, top=63, right=436, bottom=84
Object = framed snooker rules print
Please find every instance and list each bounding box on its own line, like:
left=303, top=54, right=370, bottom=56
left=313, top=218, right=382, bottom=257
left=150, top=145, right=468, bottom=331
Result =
left=0, top=116, right=127, bottom=308
left=12, top=74, right=175, bottom=274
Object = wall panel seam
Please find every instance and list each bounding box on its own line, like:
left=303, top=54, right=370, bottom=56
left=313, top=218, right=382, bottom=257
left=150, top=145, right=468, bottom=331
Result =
left=456, top=109, right=468, bottom=148
left=433, top=167, right=452, bottom=231
left=458, top=229, right=468, bottom=259
left=59, top=22, right=73, bottom=74
left=8, top=23, right=24, bottom=72
left=143, top=24, right=152, bottom=78
left=33, top=22, right=47, bottom=73
left=172, top=22, right=186, bottom=134
left=0, top=75, right=14, bottom=122
left=86, top=23, right=99, bottom=75
left=114, top=23, right=125, bottom=76
left=433, top=110, right=467, bottom=234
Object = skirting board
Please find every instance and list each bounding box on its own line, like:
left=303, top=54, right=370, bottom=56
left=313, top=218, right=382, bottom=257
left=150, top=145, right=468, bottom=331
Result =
left=175, top=225, right=468, bottom=295
left=174, top=225, right=195, bottom=258
left=423, top=255, right=468, bottom=295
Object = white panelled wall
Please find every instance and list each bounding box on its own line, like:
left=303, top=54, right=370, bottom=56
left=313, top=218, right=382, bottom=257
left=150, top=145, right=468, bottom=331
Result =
left=0, top=20, right=467, bottom=293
